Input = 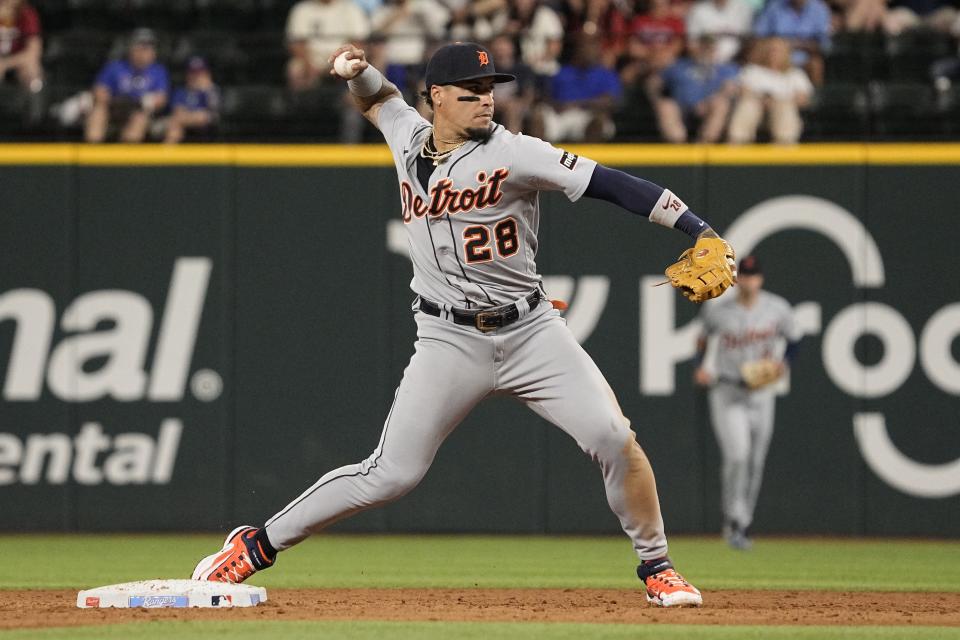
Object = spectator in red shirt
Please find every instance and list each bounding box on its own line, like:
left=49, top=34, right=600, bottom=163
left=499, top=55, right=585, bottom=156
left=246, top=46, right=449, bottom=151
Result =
left=0, top=0, right=42, bottom=92
left=561, top=0, right=636, bottom=67
left=620, top=0, right=686, bottom=85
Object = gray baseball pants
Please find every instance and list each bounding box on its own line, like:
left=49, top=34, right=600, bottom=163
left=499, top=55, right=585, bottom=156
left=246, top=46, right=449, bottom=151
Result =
left=263, top=302, right=669, bottom=561
left=708, top=383, right=776, bottom=530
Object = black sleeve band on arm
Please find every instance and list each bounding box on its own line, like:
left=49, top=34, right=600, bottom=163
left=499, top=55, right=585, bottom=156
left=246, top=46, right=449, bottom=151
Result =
left=673, top=210, right=709, bottom=238
left=694, top=346, right=707, bottom=366
left=784, top=340, right=800, bottom=365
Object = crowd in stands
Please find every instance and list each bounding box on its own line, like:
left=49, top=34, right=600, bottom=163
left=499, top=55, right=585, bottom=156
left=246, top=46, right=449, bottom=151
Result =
left=1, top=0, right=959, bottom=143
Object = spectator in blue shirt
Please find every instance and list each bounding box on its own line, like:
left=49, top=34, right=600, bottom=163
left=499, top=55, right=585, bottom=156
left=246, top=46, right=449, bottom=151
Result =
left=164, top=56, right=220, bottom=144
left=85, top=28, right=169, bottom=142
left=649, top=36, right=739, bottom=142
left=753, top=0, right=830, bottom=85
left=533, top=34, right=622, bottom=142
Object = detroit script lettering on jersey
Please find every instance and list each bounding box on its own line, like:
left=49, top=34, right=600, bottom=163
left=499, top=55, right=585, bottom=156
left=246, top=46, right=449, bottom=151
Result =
left=720, top=326, right=778, bottom=350
left=400, top=168, right=509, bottom=223
left=700, top=290, right=802, bottom=382
left=377, top=97, right=596, bottom=306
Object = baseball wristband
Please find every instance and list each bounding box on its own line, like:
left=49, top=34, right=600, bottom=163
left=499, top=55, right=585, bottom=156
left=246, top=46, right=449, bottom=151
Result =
left=348, top=65, right=384, bottom=98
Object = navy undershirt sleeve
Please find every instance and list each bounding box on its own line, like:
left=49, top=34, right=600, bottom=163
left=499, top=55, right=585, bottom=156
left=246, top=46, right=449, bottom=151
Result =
left=584, top=164, right=663, bottom=211
left=784, top=340, right=800, bottom=365
left=584, top=164, right=709, bottom=238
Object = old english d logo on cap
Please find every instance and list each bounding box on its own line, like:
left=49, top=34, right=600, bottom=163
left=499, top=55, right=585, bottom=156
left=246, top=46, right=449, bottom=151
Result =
left=424, top=42, right=515, bottom=89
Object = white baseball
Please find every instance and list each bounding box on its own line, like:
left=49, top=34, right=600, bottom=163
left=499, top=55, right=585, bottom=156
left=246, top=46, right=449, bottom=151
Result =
left=334, top=51, right=363, bottom=79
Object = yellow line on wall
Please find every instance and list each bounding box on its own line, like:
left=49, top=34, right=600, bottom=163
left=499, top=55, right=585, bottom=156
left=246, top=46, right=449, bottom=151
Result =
left=75, top=144, right=235, bottom=165
left=0, top=144, right=76, bottom=164
left=0, top=143, right=959, bottom=166
left=232, top=144, right=394, bottom=166
left=564, top=144, right=707, bottom=165
left=865, top=144, right=960, bottom=164
left=705, top=144, right=869, bottom=164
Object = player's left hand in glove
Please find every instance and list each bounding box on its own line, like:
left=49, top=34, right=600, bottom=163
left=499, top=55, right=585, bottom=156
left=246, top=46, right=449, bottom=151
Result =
left=664, top=232, right=736, bottom=303
left=739, top=359, right=784, bottom=390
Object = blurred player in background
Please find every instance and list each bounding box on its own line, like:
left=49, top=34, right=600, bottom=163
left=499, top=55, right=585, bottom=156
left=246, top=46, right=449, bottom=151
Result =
left=694, top=256, right=801, bottom=550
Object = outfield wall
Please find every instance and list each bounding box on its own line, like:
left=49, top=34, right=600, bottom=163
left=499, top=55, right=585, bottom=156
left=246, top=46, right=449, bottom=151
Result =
left=1, top=144, right=958, bottom=536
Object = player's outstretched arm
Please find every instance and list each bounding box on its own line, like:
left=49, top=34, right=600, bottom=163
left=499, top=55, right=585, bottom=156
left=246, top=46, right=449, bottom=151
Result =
left=584, top=164, right=716, bottom=240
left=693, top=335, right=713, bottom=387
left=583, top=164, right=737, bottom=302
left=328, top=44, right=402, bottom=126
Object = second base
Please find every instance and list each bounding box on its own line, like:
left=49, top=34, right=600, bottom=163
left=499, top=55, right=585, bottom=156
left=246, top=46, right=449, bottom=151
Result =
left=77, top=579, right=267, bottom=608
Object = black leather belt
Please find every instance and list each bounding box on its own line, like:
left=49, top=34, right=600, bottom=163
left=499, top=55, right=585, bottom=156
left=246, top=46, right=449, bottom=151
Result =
left=418, top=291, right=541, bottom=332
left=718, top=376, right=748, bottom=389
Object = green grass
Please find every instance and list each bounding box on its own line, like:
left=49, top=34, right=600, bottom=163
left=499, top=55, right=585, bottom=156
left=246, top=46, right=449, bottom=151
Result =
left=3, top=535, right=959, bottom=639
left=3, top=534, right=960, bottom=592
left=1, top=621, right=959, bottom=640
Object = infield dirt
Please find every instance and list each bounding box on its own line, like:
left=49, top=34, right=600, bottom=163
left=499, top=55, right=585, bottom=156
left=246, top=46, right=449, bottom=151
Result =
left=2, top=589, right=959, bottom=630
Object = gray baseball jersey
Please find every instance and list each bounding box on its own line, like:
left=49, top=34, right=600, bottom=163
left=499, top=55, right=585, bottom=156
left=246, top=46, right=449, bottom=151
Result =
left=378, top=96, right=597, bottom=307
left=700, top=290, right=800, bottom=384
left=699, top=289, right=799, bottom=534
left=260, top=95, right=672, bottom=566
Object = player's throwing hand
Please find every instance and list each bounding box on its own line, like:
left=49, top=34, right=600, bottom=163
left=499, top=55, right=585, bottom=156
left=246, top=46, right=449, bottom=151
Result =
left=328, top=44, right=368, bottom=79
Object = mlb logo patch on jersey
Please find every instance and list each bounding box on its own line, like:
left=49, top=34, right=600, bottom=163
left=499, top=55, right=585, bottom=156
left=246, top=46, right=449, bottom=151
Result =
left=559, top=151, right=578, bottom=170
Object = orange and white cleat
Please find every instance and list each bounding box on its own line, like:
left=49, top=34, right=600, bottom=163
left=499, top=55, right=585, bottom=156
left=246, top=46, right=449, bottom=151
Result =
left=638, top=558, right=702, bottom=607
left=191, top=526, right=275, bottom=584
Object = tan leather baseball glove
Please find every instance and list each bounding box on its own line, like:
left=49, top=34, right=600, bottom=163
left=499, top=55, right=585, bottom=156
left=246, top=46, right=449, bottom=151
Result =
left=740, top=359, right=784, bottom=390
left=664, top=234, right=737, bottom=303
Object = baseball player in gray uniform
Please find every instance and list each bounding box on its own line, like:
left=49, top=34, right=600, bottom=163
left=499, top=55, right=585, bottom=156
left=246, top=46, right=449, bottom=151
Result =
left=694, top=256, right=800, bottom=550
left=192, top=41, right=738, bottom=607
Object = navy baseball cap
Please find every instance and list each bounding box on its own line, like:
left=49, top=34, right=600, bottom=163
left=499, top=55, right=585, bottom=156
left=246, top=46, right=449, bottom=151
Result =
left=130, top=28, right=157, bottom=46
left=186, top=56, right=208, bottom=72
left=738, top=255, right=762, bottom=275
left=424, top=42, right=515, bottom=91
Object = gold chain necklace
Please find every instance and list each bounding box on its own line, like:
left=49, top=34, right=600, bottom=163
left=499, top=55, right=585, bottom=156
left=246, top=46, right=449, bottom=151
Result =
left=421, top=134, right=467, bottom=166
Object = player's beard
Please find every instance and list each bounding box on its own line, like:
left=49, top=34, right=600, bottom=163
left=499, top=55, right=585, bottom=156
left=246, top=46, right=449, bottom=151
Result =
left=465, top=125, right=493, bottom=143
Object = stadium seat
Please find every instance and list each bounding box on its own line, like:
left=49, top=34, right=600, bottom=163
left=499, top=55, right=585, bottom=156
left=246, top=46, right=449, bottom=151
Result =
left=33, top=0, right=73, bottom=31
left=935, top=84, right=960, bottom=136
left=825, top=51, right=871, bottom=84
left=286, top=86, right=347, bottom=140
left=43, top=28, right=113, bottom=63
left=193, top=0, right=261, bottom=31
left=43, top=29, right=114, bottom=86
left=886, top=29, right=954, bottom=81
left=613, top=86, right=660, bottom=142
left=57, top=0, right=114, bottom=29
left=173, top=31, right=247, bottom=83
left=0, top=86, right=34, bottom=138
left=220, top=85, right=291, bottom=139
left=0, top=85, right=30, bottom=119
left=868, top=81, right=940, bottom=139
left=826, top=32, right=885, bottom=83
left=107, top=30, right=175, bottom=62
left=222, top=85, right=287, bottom=118
left=57, top=0, right=196, bottom=30
left=804, top=83, right=870, bottom=141
left=257, top=0, right=301, bottom=29
left=234, top=33, right=289, bottom=85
